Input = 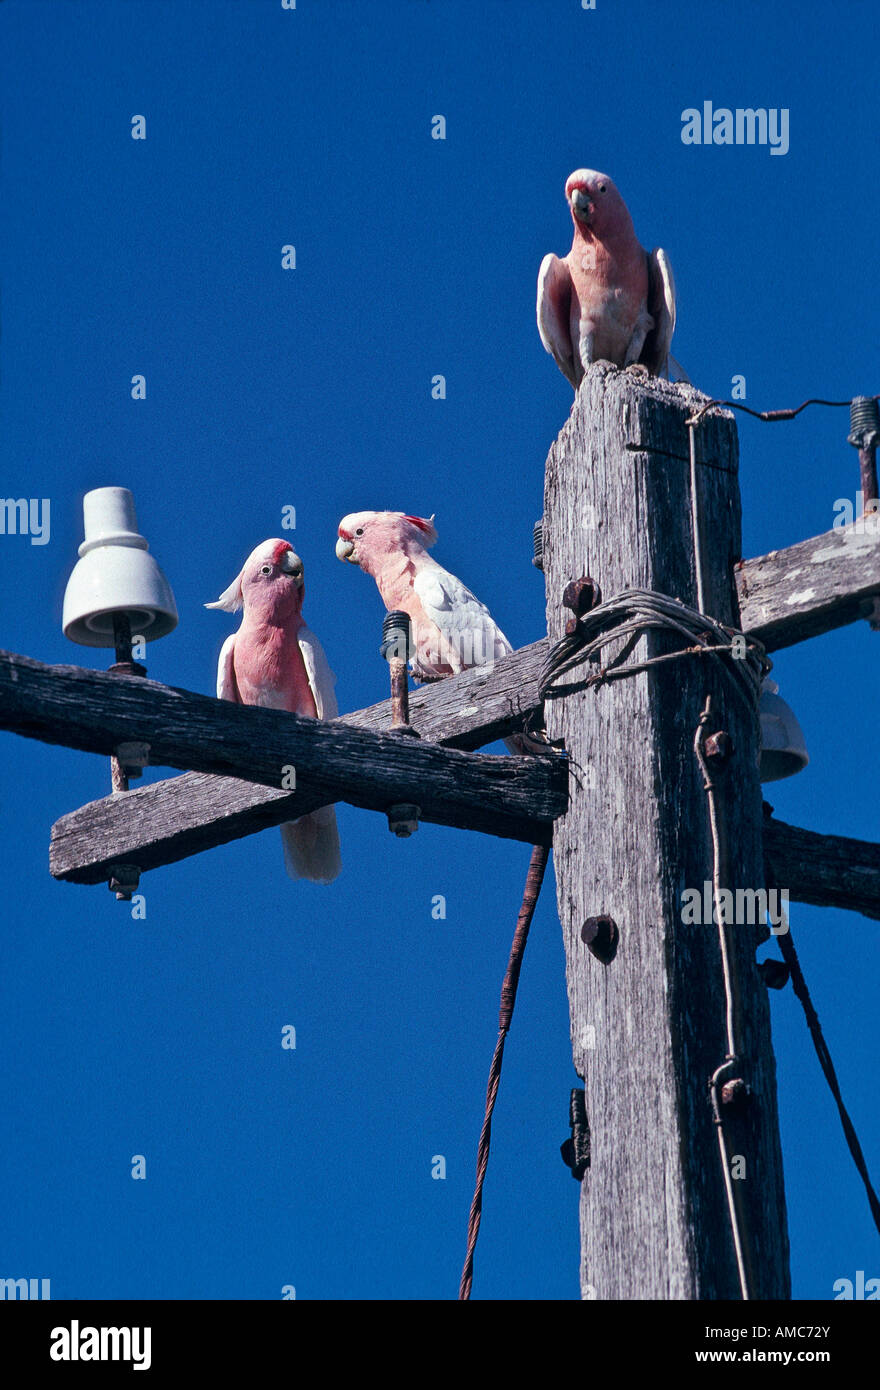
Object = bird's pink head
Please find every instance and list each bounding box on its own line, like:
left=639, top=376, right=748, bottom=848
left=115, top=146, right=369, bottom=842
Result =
left=564, top=168, right=634, bottom=241
left=205, top=538, right=305, bottom=620
left=335, top=510, right=437, bottom=576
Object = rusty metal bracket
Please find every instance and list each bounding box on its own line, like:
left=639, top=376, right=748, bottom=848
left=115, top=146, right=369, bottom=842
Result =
left=560, top=1087, right=591, bottom=1180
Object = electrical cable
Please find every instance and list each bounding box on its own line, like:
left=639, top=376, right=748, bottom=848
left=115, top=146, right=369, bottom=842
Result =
left=459, top=843, right=549, bottom=1300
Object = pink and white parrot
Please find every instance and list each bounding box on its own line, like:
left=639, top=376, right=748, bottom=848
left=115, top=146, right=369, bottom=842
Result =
left=335, top=510, right=539, bottom=755
left=537, top=168, right=676, bottom=388
left=335, top=511, right=512, bottom=680
left=206, top=538, right=342, bottom=884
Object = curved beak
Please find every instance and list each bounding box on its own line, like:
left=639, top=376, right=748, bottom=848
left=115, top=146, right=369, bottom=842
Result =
left=336, top=537, right=357, bottom=564
left=570, top=187, right=594, bottom=223
left=280, top=549, right=305, bottom=586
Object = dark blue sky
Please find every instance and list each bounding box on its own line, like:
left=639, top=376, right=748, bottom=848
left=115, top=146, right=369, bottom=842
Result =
left=0, top=0, right=877, bottom=1300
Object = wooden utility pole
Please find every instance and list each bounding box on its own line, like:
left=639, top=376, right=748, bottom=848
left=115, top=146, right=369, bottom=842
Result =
left=543, top=364, right=790, bottom=1299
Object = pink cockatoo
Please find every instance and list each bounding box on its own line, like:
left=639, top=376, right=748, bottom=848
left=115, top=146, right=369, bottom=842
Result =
left=537, top=168, right=676, bottom=388
left=206, top=538, right=341, bottom=884
left=336, top=511, right=539, bottom=754
left=335, top=511, right=512, bottom=680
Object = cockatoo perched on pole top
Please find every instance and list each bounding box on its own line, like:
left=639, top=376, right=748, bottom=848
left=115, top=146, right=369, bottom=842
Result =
left=537, top=168, right=677, bottom=388
left=335, top=511, right=513, bottom=680
left=206, top=538, right=341, bottom=884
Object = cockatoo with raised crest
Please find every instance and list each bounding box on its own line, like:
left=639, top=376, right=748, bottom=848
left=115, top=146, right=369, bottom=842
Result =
left=537, top=168, right=676, bottom=387
left=335, top=510, right=539, bottom=755
left=336, top=511, right=512, bottom=680
left=206, top=538, right=341, bottom=884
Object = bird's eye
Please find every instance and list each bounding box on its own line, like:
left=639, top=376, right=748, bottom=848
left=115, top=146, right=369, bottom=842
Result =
left=355, top=527, right=364, bottom=537
left=261, top=564, right=272, bottom=575
left=598, top=183, right=607, bottom=193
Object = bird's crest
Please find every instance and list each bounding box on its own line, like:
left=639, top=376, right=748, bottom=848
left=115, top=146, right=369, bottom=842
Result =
left=403, top=513, right=438, bottom=545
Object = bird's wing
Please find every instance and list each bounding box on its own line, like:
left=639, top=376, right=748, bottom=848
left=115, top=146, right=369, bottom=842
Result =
left=414, top=564, right=512, bottom=671
left=297, top=624, right=339, bottom=720
left=537, top=253, right=577, bottom=386
left=641, top=247, right=676, bottom=375
left=286, top=629, right=342, bottom=884
left=216, top=633, right=240, bottom=702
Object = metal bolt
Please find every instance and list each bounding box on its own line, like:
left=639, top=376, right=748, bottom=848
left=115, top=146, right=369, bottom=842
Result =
left=381, top=611, right=419, bottom=737
left=581, top=914, right=619, bottom=963
left=758, top=959, right=790, bottom=991
left=848, top=396, right=880, bottom=506
left=108, top=864, right=141, bottom=902
left=562, top=576, right=601, bottom=635
left=114, top=740, right=150, bottom=780
left=704, top=730, right=733, bottom=765
left=387, top=803, right=420, bottom=838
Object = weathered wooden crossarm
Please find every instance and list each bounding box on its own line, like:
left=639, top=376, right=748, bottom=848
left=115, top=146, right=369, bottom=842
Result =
left=52, top=773, right=321, bottom=884
left=764, top=815, right=880, bottom=921
left=46, top=637, right=549, bottom=883
left=0, top=651, right=567, bottom=875
left=737, top=520, right=880, bottom=650
left=50, top=768, right=880, bottom=912
left=42, top=639, right=554, bottom=883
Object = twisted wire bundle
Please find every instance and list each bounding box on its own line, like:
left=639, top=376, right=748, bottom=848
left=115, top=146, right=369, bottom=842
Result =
left=538, top=587, right=769, bottom=714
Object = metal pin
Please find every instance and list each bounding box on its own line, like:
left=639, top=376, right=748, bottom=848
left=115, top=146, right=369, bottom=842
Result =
left=848, top=397, right=880, bottom=507
left=381, top=610, right=419, bottom=736
left=381, top=612, right=420, bottom=835
left=108, top=613, right=148, bottom=793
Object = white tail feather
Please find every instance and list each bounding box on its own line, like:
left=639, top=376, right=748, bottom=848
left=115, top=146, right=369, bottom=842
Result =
left=280, top=806, right=341, bottom=884
left=204, top=572, right=244, bottom=612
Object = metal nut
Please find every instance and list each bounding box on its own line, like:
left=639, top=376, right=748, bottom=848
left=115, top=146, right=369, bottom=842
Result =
left=108, top=864, right=141, bottom=901
left=704, top=730, right=733, bottom=764
left=720, top=1077, right=751, bottom=1109
left=387, top=803, right=420, bottom=838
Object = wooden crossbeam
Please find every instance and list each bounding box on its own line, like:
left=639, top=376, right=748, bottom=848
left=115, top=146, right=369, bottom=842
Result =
left=49, top=760, right=880, bottom=916
left=764, top=814, right=880, bottom=921
left=46, top=637, right=548, bottom=883
left=0, top=651, right=567, bottom=875
left=27, top=653, right=879, bottom=915
left=737, top=519, right=880, bottom=650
